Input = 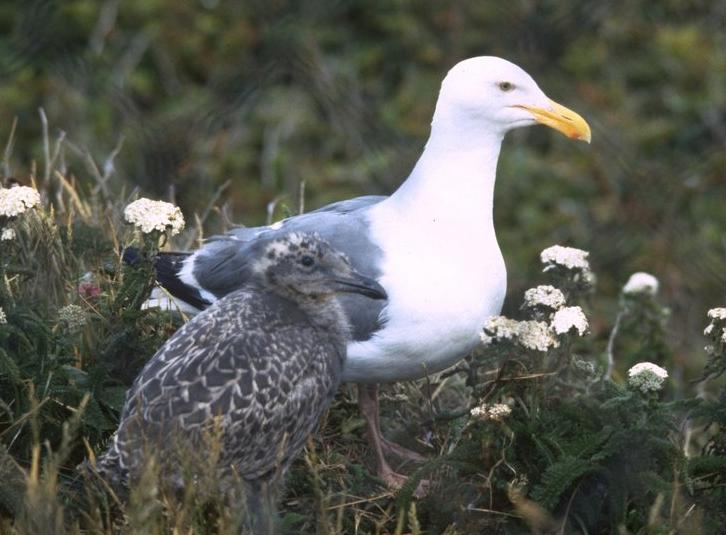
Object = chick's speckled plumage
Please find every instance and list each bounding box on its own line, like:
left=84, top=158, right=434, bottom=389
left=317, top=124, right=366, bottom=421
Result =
left=96, top=233, right=382, bottom=493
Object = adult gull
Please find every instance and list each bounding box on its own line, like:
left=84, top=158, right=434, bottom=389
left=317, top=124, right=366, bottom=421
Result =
left=151, top=56, right=591, bottom=490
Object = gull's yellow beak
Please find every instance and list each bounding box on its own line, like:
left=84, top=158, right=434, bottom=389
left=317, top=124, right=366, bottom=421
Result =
left=516, top=99, right=591, bottom=143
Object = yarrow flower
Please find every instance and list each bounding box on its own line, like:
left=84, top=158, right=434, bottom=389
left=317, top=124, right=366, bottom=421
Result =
left=480, top=316, right=520, bottom=343
left=470, top=402, right=511, bottom=422
left=523, top=285, right=566, bottom=311
left=627, top=362, right=668, bottom=393
left=124, top=198, right=185, bottom=236
left=0, top=307, right=6, bottom=324
left=481, top=316, right=558, bottom=352
left=540, top=245, right=590, bottom=272
left=704, top=308, right=726, bottom=339
left=0, top=186, right=41, bottom=218
left=552, top=306, right=589, bottom=336
left=58, top=304, right=87, bottom=332
left=622, top=272, right=659, bottom=296
left=518, top=320, right=559, bottom=351
left=704, top=307, right=726, bottom=357
left=1, top=228, right=15, bottom=241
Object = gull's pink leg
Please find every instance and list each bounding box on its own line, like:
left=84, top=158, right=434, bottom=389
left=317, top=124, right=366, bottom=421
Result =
left=357, top=384, right=429, bottom=497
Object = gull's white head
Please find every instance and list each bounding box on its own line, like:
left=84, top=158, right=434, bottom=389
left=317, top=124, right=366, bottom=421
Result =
left=432, top=56, right=591, bottom=144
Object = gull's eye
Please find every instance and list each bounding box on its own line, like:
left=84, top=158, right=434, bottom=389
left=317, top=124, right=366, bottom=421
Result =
left=497, top=81, right=515, bottom=92
left=300, top=255, right=315, bottom=267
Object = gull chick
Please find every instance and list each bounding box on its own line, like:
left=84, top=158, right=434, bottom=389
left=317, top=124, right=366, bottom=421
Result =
left=97, top=232, right=386, bottom=534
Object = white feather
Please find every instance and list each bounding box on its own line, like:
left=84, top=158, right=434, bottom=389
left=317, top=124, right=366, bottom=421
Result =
left=343, top=128, right=507, bottom=383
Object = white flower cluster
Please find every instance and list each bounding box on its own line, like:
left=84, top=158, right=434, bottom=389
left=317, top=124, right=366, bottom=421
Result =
left=552, top=306, right=589, bottom=336
left=0, top=186, right=41, bottom=218
left=481, top=316, right=520, bottom=342
left=124, top=198, right=185, bottom=236
left=470, top=402, right=512, bottom=422
left=0, top=307, right=6, bottom=324
left=1, top=228, right=15, bottom=241
left=523, top=285, right=566, bottom=311
left=704, top=307, right=726, bottom=350
left=518, top=320, right=559, bottom=351
left=627, top=362, right=668, bottom=393
left=58, top=304, right=87, bottom=331
left=540, top=245, right=595, bottom=290
left=703, top=322, right=726, bottom=341
left=481, top=246, right=595, bottom=353
left=482, top=306, right=589, bottom=351
left=481, top=316, right=559, bottom=352
left=622, top=272, right=659, bottom=296
left=540, top=245, right=590, bottom=272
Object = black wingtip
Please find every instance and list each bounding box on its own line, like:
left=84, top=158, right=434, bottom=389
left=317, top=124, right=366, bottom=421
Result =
left=121, top=246, right=141, bottom=266
left=122, top=248, right=212, bottom=311
left=154, top=252, right=212, bottom=311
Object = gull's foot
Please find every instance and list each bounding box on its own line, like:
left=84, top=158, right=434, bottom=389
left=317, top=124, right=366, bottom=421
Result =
left=380, top=436, right=428, bottom=463
left=380, top=469, right=430, bottom=498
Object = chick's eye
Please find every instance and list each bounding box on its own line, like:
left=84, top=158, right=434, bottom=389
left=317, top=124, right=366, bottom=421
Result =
left=300, top=255, right=315, bottom=267
left=497, top=81, right=515, bottom=92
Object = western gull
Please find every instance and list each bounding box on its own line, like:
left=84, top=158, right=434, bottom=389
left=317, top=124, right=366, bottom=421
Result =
left=150, top=56, right=591, bottom=489
left=97, top=233, right=386, bottom=533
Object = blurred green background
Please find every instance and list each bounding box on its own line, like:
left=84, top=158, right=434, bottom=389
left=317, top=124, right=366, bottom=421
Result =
left=1, top=0, right=724, bottom=372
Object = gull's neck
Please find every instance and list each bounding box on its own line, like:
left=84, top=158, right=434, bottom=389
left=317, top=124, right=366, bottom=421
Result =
left=386, top=119, right=504, bottom=232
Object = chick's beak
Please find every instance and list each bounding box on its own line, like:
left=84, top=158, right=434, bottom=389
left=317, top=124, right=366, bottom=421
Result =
left=332, top=273, right=387, bottom=300
left=516, top=98, right=591, bottom=143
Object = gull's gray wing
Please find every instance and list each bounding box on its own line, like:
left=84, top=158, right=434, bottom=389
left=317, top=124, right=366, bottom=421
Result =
left=187, top=195, right=387, bottom=341
left=306, top=195, right=386, bottom=214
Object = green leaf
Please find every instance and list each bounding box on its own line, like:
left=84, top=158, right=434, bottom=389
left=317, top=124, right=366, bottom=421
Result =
left=531, top=456, right=597, bottom=510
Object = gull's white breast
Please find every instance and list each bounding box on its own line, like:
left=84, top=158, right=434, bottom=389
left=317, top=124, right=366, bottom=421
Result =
left=342, top=203, right=506, bottom=383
